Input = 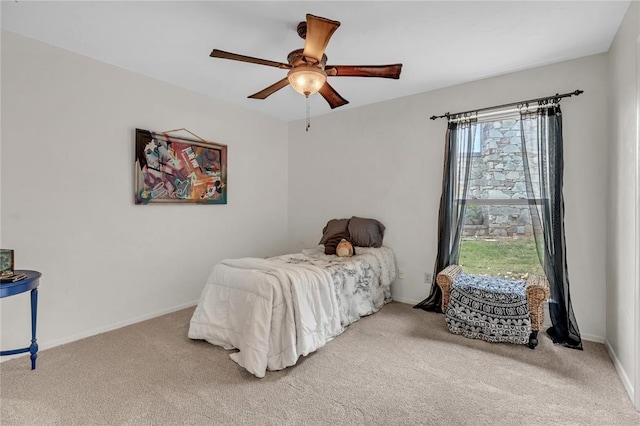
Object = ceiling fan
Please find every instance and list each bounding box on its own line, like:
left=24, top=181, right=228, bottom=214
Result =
left=210, top=14, right=403, bottom=110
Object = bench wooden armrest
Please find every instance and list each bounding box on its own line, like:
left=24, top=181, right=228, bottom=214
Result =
left=436, top=264, right=463, bottom=312
left=525, top=274, right=550, bottom=331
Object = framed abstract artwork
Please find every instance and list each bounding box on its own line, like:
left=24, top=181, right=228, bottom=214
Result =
left=134, top=128, right=227, bottom=204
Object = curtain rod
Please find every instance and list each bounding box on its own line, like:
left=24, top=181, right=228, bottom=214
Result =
left=429, top=89, right=584, bottom=120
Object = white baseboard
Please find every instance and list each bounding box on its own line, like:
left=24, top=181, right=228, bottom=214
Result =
left=0, top=300, right=198, bottom=363
left=391, top=296, right=420, bottom=306
left=605, top=339, right=635, bottom=403
left=581, top=333, right=605, bottom=344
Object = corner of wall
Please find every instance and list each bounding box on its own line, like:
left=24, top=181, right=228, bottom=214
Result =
left=605, top=338, right=636, bottom=405
left=634, top=10, right=640, bottom=412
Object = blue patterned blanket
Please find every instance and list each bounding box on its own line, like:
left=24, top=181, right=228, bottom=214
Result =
left=446, top=273, right=531, bottom=345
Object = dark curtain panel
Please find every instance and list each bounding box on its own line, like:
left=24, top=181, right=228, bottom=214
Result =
left=414, top=117, right=476, bottom=312
left=520, top=103, right=582, bottom=349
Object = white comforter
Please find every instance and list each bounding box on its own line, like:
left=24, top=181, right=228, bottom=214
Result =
left=188, top=257, right=342, bottom=378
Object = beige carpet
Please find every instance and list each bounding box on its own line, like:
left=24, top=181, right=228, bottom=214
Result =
left=1, top=302, right=638, bottom=425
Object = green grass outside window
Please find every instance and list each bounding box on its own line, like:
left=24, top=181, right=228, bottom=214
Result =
left=458, top=237, right=544, bottom=280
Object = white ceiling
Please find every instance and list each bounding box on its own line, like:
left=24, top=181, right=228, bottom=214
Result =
left=1, top=1, right=630, bottom=122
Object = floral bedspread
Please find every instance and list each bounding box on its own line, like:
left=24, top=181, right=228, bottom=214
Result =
left=269, top=246, right=396, bottom=327
left=446, top=273, right=532, bottom=345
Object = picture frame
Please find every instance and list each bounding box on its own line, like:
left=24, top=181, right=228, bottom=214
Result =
left=134, top=128, right=227, bottom=204
left=0, top=249, right=14, bottom=277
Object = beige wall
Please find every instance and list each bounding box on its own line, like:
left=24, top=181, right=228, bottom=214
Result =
left=0, top=31, right=289, bottom=351
left=288, top=54, right=610, bottom=342
left=606, top=0, right=640, bottom=410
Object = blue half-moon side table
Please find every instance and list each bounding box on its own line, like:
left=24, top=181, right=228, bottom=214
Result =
left=0, top=270, right=41, bottom=369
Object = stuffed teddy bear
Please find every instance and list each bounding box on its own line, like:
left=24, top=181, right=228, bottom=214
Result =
left=336, top=239, right=354, bottom=257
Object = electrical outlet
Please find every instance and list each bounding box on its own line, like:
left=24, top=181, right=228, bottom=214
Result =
left=398, top=269, right=405, bottom=280
left=424, top=272, right=432, bottom=283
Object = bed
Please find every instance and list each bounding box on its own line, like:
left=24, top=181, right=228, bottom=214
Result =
left=188, top=217, right=396, bottom=377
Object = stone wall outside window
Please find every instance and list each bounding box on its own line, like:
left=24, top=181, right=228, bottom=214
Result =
left=463, top=119, right=538, bottom=238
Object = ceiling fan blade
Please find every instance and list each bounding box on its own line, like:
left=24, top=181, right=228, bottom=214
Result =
left=325, top=64, right=403, bottom=79
left=318, top=82, right=349, bottom=109
left=210, top=49, right=291, bottom=69
left=302, top=14, right=341, bottom=64
left=248, top=78, right=290, bottom=100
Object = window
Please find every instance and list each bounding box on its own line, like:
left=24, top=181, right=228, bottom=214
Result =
left=458, top=117, right=544, bottom=279
left=460, top=124, right=482, bottom=156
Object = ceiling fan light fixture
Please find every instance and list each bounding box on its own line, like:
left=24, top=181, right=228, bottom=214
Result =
left=287, top=66, right=327, bottom=96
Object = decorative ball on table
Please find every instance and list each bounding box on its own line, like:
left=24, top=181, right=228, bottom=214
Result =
left=336, top=239, right=354, bottom=257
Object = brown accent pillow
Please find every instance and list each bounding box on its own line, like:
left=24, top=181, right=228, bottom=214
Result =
left=319, top=218, right=350, bottom=245
left=347, top=216, right=386, bottom=247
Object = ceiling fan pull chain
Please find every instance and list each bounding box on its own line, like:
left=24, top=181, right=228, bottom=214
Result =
left=305, top=95, right=311, bottom=131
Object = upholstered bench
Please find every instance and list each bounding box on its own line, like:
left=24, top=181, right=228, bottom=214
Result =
left=436, top=265, right=550, bottom=349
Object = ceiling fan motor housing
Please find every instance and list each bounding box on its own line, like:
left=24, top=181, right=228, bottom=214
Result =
left=287, top=48, right=327, bottom=68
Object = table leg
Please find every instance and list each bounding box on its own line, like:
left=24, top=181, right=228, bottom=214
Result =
left=29, top=288, right=38, bottom=370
